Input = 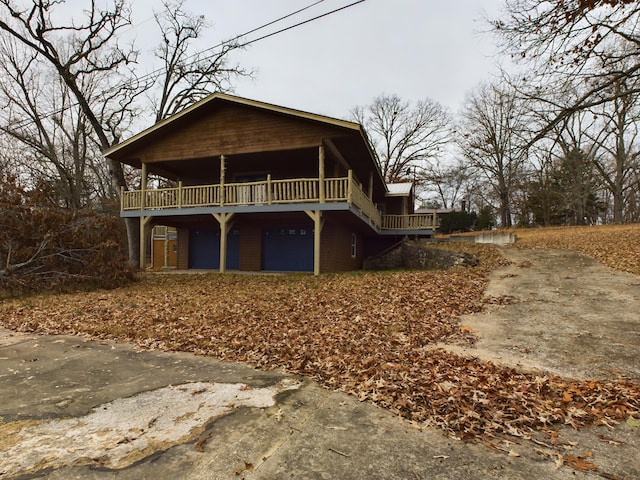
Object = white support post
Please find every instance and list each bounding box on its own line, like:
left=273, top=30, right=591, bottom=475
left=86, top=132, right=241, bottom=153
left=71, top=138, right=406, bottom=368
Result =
left=141, top=162, right=147, bottom=210
left=220, top=155, right=226, bottom=206
left=304, top=210, right=323, bottom=276
left=139, top=215, right=153, bottom=270
left=319, top=145, right=325, bottom=203
left=213, top=212, right=235, bottom=273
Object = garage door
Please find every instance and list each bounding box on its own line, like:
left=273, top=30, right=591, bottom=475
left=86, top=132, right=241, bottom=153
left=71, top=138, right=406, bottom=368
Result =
left=189, top=229, right=240, bottom=270
left=262, top=227, right=313, bottom=272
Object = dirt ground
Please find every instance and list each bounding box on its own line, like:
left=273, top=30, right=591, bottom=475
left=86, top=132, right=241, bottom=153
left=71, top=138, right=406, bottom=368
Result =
left=452, top=247, right=640, bottom=383
left=442, top=246, right=640, bottom=479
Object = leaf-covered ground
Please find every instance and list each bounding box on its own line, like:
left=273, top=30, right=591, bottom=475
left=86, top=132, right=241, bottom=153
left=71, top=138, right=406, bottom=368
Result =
left=1, top=241, right=639, bottom=442
left=512, top=224, right=640, bottom=275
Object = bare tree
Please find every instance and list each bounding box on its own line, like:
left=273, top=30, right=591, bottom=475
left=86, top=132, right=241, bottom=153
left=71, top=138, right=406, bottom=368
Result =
left=0, top=37, right=114, bottom=208
left=492, top=0, right=640, bottom=142
left=352, top=93, right=451, bottom=183
left=457, top=83, right=528, bottom=227
left=419, top=158, right=476, bottom=210
left=0, top=0, right=144, bottom=265
left=0, top=0, right=249, bottom=266
left=151, top=0, right=249, bottom=122
left=585, top=78, right=640, bottom=222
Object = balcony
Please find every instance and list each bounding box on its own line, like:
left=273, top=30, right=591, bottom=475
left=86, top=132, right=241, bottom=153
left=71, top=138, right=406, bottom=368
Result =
left=121, top=174, right=437, bottom=233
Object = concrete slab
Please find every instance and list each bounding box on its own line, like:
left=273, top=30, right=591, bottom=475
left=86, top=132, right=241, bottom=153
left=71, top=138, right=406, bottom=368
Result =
left=0, top=329, right=602, bottom=480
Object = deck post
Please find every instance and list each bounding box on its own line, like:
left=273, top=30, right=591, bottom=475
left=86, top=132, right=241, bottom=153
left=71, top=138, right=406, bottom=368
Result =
left=267, top=174, right=272, bottom=205
left=213, top=212, right=234, bottom=273
left=347, top=170, right=353, bottom=204
left=220, top=155, right=226, bottom=206
left=368, top=172, right=374, bottom=200
left=304, top=210, right=323, bottom=276
left=139, top=215, right=152, bottom=270
left=319, top=145, right=325, bottom=203
left=164, top=228, right=170, bottom=268
left=177, top=181, right=183, bottom=208
left=141, top=162, right=147, bottom=210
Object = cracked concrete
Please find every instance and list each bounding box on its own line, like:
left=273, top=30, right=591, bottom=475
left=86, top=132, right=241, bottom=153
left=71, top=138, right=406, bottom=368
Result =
left=0, top=328, right=598, bottom=480
left=1, top=380, right=300, bottom=476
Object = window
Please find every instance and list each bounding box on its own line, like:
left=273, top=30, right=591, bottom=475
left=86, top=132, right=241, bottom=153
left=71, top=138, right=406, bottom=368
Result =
left=351, top=233, right=357, bottom=258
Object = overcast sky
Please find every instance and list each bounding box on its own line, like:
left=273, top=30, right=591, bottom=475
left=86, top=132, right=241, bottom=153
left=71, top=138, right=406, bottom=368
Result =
left=132, top=0, right=507, bottom=119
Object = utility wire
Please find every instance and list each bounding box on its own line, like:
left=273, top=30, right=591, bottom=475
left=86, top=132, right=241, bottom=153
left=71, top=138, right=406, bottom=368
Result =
left=8, top=0, right=366, bottom=132
left=239, top=0, right=365, bottom=48
left=132, top=0, right=328, bottom=89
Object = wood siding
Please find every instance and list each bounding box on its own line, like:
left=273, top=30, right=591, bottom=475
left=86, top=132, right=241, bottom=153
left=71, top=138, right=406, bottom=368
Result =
left=320, top=221, right=363, bottom=272
left=177, top=228, right=189, bottom=269
left=239, top=223, right=262, bottom=271
left=130, top=103, right=349, bottom=163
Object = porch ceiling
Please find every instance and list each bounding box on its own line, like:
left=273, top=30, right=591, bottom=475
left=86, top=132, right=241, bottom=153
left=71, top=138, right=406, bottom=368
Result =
left=146, top=147, right=320, bottom=184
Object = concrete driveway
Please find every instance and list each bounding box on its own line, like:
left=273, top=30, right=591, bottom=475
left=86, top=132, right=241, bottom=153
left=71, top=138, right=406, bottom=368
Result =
left=0, top=328, right=601, bottom=480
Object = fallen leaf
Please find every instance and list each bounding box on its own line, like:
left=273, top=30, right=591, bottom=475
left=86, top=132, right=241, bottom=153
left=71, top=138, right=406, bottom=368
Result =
left=234, top=461, right=254, bottom=475
left=626, top=417, right=640, bottom=427
left=565, top=455, right=598, bottom=472
left=195, top=433, right=211, bottom=452
left=596, top=434, right=622, bottom=445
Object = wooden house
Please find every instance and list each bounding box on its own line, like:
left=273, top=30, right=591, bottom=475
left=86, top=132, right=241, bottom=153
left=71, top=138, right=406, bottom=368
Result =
left=104, top=93, right=437, bottom=274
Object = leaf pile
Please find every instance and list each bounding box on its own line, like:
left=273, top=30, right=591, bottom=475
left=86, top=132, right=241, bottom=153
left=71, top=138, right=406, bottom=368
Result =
left=1, top=243, right=639, bottom=440
left=0, top=174, right=133, bottom=293
left=512, top=224, right=640, bottom=275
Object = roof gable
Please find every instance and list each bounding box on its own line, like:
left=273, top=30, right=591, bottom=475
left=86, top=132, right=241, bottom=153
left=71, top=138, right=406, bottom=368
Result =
left=103, top=92, right=389, bottom=197
left=104, top=93, right=363, bottom=162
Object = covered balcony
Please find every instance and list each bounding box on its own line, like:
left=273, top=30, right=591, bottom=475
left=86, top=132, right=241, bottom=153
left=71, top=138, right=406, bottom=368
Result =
left=120, top=172, right=438, bottom=235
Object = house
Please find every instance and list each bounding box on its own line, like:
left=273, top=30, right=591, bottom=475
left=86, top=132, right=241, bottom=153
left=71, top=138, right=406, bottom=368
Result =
left=104, top=93, right=437, bottom=274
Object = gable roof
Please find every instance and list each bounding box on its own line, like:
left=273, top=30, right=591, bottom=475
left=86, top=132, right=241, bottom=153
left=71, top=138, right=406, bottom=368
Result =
left=104, top=92, right=369, bottom=158
left=103, top=92, right=390, bottom=197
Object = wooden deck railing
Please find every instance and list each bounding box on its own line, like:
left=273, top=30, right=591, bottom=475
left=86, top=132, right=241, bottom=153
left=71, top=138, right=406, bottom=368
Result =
left=121, top=175, right=436, bottom=232
left=381, top=213, right=438, bottom=230
left=122, top=177, right=349, bottom=210
left=348, top=177, right=382, bottom=228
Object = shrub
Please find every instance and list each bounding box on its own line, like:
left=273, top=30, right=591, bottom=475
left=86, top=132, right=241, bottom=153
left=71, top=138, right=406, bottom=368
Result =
left=0, top=174, right=134, bottom=293
left=439, top=211, right=478, bottom=234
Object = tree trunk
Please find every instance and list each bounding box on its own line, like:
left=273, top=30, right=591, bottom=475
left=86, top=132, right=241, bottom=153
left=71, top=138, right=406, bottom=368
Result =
left=105, top=157, right=140, bottom=267
left=499, top=189, right=512, bottom=227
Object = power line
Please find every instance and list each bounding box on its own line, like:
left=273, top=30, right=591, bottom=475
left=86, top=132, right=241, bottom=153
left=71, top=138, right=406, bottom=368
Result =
left=132, top=0, right=329, bottom=89
left=136, top=0, right=366, bottom=92
left=240, top=0, right=365, bottom=48
left=7, top=0, right=366, bottom=132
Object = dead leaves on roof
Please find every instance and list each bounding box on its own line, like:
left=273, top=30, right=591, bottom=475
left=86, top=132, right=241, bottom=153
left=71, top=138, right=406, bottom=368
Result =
left=1, top=243, right=639, bottom=443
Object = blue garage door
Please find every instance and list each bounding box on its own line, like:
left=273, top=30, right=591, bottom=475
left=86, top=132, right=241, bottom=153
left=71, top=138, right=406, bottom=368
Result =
left=189, top=229, right=240, bottom=269
left=262, top=227, right=313, bottom=272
